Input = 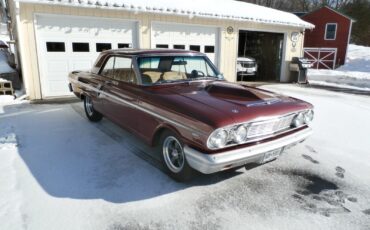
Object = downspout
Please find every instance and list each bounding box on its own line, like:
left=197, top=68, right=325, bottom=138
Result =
left=14, top=0, right=30, bottom=99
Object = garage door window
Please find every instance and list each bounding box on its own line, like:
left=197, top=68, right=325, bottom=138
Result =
left=118, top=43, right=131, bottom=48
left=96, top=43, right=112, bottom=52
left=189, top=45, right=200, bottom=52
left=72, top=42, right=90, bottom=52
left=174, top=45, right=185, bottom=50
left=46, top=42, right=65, bottom=52
left=205, top=46, right=215, bottom=53
left=156, top=44, right=169, bottom=49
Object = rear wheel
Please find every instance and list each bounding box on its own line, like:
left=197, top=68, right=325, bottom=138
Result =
left=159, top=131, right=194, bottom=182
left=84, top=96, right=103, bottom=122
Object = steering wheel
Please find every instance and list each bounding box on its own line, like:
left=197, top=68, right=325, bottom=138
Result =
left=190, top=70, right=205, bottom=78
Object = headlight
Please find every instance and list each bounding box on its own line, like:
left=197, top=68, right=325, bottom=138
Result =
left=231, top=125, right=247, bottom=143
left=207, top=129, right=228, bottom=149
left=304, top=110, right=314, bottom=123
left=292, top=113, right=304, bottom=127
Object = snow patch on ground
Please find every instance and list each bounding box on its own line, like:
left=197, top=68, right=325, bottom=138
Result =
left=0, top=125, right=25, bottom=230
left=308, top=44, right=370, bottom=90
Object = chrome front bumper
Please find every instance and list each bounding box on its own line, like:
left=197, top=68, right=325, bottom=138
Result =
left=184, top=127, right=312, bottom=174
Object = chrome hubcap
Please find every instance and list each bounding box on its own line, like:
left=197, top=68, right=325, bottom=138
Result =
left=163, top=136, right=184, bottom=173
left=85, top=97, right=94, bottom=116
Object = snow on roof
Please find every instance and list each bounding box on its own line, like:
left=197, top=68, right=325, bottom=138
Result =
left=16, top=0, right=314, bottom=29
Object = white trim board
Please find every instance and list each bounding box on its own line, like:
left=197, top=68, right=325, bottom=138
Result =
left=324, top=23, right=337, bottom=40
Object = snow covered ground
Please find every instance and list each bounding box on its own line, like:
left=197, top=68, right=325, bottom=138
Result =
left=1, top=84, right=370, bottom=230
left=308, top=44, right=370, bottom=91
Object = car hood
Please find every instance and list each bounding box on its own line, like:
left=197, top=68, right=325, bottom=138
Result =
left=150, top=81, right=312, bottom=128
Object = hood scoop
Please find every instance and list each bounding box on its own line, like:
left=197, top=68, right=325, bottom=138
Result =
left=205, top=83, right=261, bottom=101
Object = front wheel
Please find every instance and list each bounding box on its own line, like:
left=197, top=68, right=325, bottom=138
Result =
left=159, top=131, right=194, bottom=182
left=84, top=96, right=103, bottom=122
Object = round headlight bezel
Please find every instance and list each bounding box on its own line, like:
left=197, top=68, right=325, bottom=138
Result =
left=231, top=125, right=248, bottom=144
left=292, top=112, right=305, bottom=127
left=207, top=129, right=229, bottom=149
left=304, top=110, right=314, bottom=123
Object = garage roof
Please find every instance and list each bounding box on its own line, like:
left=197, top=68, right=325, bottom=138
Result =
left=16, top=0, right=314, bottom=29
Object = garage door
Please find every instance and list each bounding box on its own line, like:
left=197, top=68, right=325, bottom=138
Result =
left=35, top=14, right=138, bottom=97
left=151, top=23, right=219, bottom=66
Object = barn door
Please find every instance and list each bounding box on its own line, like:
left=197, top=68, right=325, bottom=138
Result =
left=304, top=48, right=337, bottom=69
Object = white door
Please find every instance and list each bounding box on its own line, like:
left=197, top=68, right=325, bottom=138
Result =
left=151, top=23, right=219, bottom=66
left=35, top=14, right=138, bottom=97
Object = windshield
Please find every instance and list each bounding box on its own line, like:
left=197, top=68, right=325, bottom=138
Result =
left=137, top=56, right=223, bottom=85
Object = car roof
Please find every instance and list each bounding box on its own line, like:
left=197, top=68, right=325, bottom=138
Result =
left=103, top=48, right=204, bottom=56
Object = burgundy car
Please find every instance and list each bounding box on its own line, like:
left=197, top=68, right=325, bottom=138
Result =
left=68, top=49, right=314, bottom=181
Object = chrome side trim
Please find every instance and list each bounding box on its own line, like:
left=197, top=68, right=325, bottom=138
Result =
left=69, top=78, right=207, bottom=136
left=185, top=127, right=312, bottom=174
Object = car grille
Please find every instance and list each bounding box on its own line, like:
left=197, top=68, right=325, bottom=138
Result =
left=246, top=114, right=295, bottom=138
left=241, top=62, right=255, bottom=68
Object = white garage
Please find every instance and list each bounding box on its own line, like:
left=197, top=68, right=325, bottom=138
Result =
left=151, top=23, right=219, bottom=67
left=34, top=14, right=138, bottom=97
left=8, top=0, right=313, bottom=100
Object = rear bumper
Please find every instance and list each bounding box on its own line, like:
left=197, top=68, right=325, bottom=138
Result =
left=184, top=127, right=312, bottom=174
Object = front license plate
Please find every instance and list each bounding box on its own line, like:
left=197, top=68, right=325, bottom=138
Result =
left=262, top=148, right=283, bottom=163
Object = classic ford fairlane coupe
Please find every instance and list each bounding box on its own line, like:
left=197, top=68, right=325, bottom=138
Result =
left=68, top=49, right=314, bottom=181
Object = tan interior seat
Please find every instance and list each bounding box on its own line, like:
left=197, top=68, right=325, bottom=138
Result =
left=142, top=71, right=162, bottom=83
left=162, top=71, right=186, bottom=81
left=112, top=68, right=136, bottom=83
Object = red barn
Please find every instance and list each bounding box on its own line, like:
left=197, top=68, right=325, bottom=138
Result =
left=300, top=6, right=354, bottom=69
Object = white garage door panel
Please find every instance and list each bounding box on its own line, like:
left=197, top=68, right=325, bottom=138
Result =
left=151, top=23, right=219, bottom=66
left=35, top=14, right=138, bottom=97
left=47, top=61, right=69, bottom=74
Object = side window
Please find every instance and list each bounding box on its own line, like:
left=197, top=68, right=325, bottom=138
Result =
left=101, top=56, right=136, bottom=84
left=325, top=23, right=337, bottom=40
left=100, top=57, right=115, bottom=77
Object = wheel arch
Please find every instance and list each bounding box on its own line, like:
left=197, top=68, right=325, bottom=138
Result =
left=151, top=124, right=184, bottom=147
